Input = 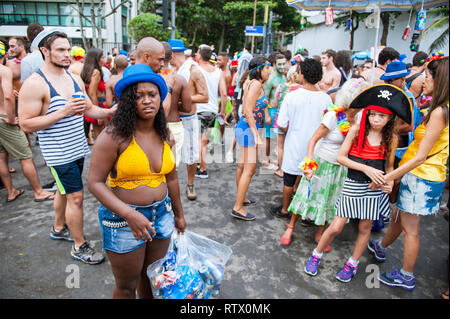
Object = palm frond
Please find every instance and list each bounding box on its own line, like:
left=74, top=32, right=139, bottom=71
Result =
left=425, top=6, right=449, bottom=19
left=428, top=27, right=449, bottom=53
left=418, top=16, right=449, bottom=42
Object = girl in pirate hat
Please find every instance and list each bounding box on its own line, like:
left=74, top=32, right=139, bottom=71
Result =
left=304, top=84, right=412, bottom=283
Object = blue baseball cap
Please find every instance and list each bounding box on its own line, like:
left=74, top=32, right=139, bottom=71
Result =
left=114, top=64, right=167, bottom=100
left=380, top=61, right=411, bottom=81
left=168, top=39, right=188, bottom=52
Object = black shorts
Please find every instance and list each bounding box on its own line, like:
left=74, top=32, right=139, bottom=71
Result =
left=283, top=172, right=299, bottom=187
left=198, top=111, right=216, bottom=135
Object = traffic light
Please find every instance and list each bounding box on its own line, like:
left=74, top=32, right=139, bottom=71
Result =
left=156, top=0, right=169, bottom=29
left=410, top=32, right=421, bottom=52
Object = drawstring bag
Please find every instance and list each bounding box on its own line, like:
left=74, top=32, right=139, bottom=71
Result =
left=147, top=230, right=232, bottom=299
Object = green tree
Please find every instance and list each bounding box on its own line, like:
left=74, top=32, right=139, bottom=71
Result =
left=138, top=0, right=301, bottom=53
left=127, top=13, right=180, bottom=42
left=419, top=5, right=449, bottom=53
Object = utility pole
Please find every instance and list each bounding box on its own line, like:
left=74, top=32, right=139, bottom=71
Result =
left=262, top=2, right=269, bottom=56
left=251, top=0, right=257, bottom=54
left=171, top=0, right=176, bottom=39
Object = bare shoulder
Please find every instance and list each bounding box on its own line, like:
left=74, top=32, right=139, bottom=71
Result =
left=21, top=72, right=47, bottom=94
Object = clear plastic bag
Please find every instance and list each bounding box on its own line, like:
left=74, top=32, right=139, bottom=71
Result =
left=147, top=230, right=232, bottom=299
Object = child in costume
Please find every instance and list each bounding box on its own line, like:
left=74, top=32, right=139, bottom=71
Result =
left=304, top=84, right=412, bottom=283
left=281, top=78, right=369, bottom=248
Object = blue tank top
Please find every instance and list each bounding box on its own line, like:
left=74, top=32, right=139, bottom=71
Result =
left=36, top=69, right=90, bottom=166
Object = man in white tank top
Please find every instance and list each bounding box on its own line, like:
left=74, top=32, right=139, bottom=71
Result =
left=169, top=39, right=209, bottom=200
left=195, top=44, right=227, bottom=179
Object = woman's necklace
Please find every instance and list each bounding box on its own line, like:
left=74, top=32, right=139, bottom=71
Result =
left=323, top=104, right=350, bottom=136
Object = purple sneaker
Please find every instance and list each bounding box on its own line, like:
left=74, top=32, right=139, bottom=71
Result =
left=368, top=240, right=386, bottom=262
left=378, top=267, right=415, bottom=290
left=304, top=254, right=321, bottom=276
left=336, top=262, right=358, bottom=282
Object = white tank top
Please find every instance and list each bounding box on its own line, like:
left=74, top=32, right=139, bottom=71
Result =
left=197, top=66, right=221, bottom=114
left=178, top=58, right=197, bottom=83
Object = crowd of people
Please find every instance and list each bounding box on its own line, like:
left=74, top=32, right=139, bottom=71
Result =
left=0, top=22, right=448, bottom=299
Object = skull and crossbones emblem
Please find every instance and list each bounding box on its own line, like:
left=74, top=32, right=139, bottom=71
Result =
left=378, top=90, right=392, bottom=100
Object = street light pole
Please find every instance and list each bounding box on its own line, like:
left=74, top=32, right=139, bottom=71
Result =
left=251, top=0, right=257, bottom=54
left=171, top=0, right=176, bottom=39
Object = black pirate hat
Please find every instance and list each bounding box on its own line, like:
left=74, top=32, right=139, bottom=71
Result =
left=349, top=84, right=412, bottom=154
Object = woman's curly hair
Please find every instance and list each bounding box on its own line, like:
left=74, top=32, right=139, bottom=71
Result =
left=107, top=83, right=169, bottom=142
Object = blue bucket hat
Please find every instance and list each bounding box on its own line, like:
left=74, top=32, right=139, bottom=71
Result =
left=114, top=64, right=168, bottom=100
left=168, top=39, right=188, bottom=52
left=380, top=61, right=411, bottom=81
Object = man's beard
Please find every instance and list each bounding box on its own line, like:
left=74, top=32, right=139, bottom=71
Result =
left=50, top=56, right=70, bottom=69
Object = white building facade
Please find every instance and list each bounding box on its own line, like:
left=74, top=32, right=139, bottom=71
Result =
left=0, top=0, right=141, bottom=53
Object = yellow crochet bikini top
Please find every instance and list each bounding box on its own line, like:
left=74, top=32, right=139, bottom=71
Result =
left=108, top=135, right=175, bottom=189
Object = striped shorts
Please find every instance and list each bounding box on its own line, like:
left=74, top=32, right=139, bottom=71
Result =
left=334, top=178, right=390, bottom=220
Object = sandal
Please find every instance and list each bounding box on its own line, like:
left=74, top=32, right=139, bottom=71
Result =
left=280, top=223, right=294, bottom=246
left=442, top=290, right=449, bottom=300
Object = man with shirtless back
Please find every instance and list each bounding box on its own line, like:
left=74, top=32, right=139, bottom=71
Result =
left=169, top=39, right=209, bottom=200
left=318, top=49, right=341, bottom=92
left=405, top=51, right=427, bottom=106
left=18, top=30, right=115, bottom=264
left=361, top=47, right=399, bottom=84
left=160, top=42, right=192, bottom=170
left=0, top=41, right=55, bottom=203
left=217, top=52, right=231, bottom=137
left=105, top=54, right=128, bottom=107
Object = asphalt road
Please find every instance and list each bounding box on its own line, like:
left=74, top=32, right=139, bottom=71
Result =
left=0, top=128, right=448, bottom=300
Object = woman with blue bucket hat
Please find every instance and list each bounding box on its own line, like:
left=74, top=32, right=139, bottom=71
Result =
left=88, top=64, right=187, bottom=298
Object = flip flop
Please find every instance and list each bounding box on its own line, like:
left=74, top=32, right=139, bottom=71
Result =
left=274, top=170, right=283, bottom=178
left=34, top=193, right=55, bottom=202
left=7, top=189, right=24, bottom=202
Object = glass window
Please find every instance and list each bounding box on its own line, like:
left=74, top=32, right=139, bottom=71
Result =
left=59, top=4, right=70, bottom=15
left=48, top=15, right=59, bottom=26
left=13, top=2, right=24, bottom=14
left=2, top=2, right=14, bottom=14
left=24, top=15, right=37, bottom=24
left=61, top=15, right=78, bottom=27
left=37, top=15, right=47, bottom=25
left=48, top=3, right=58, bottom=15
left=36, top=3, right=47, bottom=14
left=25, top=2, right=36, bottom=14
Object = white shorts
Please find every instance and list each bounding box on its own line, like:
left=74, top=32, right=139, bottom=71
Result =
left=167, top=121, right=184, bottom=169
left=180, top=114, right=199, bottom=165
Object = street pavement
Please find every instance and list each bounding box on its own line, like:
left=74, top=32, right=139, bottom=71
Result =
left=0, top=128, right=448, bottom=299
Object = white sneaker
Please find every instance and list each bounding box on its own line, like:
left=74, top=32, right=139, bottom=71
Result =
left=226, top=151, right=234, bottom=163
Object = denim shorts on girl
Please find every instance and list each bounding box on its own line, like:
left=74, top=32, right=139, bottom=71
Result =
left=396, top=172, right=445, bottom=216
left=235, top=117, right=261, bottom=147
left=98, top=194, right=175, bottom=254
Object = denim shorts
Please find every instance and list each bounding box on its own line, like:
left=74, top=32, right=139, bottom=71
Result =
left=98, top=194, right=175, bottom=254
left=397, top=172, right=445, bottom=216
